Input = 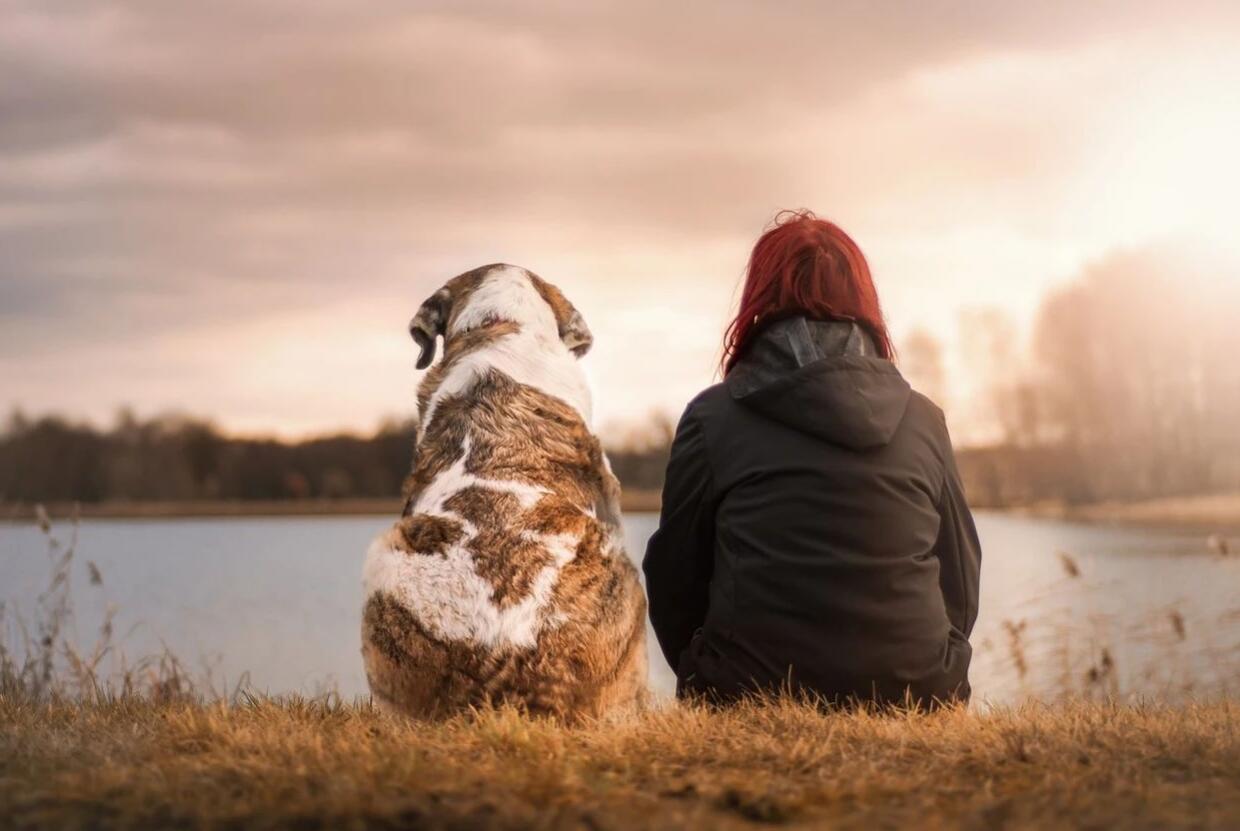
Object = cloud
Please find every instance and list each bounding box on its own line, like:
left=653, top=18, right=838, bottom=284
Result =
left=3, top=0, right=1239, bottom=435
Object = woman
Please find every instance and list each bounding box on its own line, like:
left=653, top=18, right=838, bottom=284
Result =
left=643, top=211, right=981, bottom=708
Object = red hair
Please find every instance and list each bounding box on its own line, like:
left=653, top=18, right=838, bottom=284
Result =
left=722, top=210, right=894, bottom=374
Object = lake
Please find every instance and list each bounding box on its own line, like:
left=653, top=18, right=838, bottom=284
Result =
left=2, top=512, right=1236, bottom=703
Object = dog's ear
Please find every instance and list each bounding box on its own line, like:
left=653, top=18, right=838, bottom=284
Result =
left=529, top=274, right=593, bottom=358
left=560, top=306, right=593, bottom=358
left=409, top=288, right=450, bottom=370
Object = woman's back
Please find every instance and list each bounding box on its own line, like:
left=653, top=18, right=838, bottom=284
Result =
left=643, top=316, right=980, bottom=706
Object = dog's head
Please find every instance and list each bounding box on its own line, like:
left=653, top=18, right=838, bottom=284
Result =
left=408, top=264, right=593, bottom=369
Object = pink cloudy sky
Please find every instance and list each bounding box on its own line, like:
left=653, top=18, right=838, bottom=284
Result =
left=2, top=1, right=1239, bottom=442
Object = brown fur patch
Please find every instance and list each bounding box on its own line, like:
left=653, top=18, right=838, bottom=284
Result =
left=441, top=319, right=521, bottom=364
left=459, top=371, right=618, bottom=515
left=439, top=265, right=491, bottom=332
left=403, top=370, right=625, bottom=602
left=527, top=273, right=575, bottom=333
left=397, top=513, right=464, bottom=557
left=444, top=486, right=555, bottom=607
left=363, top=579, right=646, bottom=722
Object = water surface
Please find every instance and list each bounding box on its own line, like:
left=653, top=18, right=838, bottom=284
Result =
left=2, top=512, right=1235, bottom=702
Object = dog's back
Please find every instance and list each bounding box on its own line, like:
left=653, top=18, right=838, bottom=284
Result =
left=361, top=265, right=647, bottom=720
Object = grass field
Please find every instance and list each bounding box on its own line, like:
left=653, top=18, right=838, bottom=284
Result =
left=3, top=693, right=1239, bottom=830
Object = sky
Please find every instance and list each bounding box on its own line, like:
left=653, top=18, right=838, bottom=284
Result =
left=3, top=0, right=1240, bottom=442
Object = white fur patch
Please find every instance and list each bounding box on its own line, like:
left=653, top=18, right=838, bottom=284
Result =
left=417, top=267, right=593, bottom=441
left=362, top=437, right=581, bottom=650
left=449, top=265, right=558, bottom=338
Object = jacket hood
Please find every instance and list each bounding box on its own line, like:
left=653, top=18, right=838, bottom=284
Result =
left=725, top=316, right=911, bottom=449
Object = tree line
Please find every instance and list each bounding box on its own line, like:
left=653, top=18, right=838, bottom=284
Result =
left=0, top=410, right=417, bottom=504
left=0, top=408, right=674, bottom=506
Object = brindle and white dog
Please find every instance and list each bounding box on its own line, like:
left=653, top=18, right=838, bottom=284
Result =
left=361, top=264, right=648, bottom=721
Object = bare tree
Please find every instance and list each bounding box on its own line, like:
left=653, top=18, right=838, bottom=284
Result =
left=1031, top=247, right=1240, bottom=499
left=957, top=307, right=1041, bottom=447
left=900, top=328, right=948, bottom=410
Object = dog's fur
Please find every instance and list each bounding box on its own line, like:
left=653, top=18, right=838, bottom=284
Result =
left=361, top=264, right=648, bottom=721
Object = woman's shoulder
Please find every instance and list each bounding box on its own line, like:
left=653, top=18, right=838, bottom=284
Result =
left=902, top=389, right=958, bottom=464
left=663, top=384, right=735, bottom=450
left=680, top=382, right=733, bottom=422
left=905, top=388, right=947, bottom=426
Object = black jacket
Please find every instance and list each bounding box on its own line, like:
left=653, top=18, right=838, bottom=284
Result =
left=642, top=317, right=981, bottom=707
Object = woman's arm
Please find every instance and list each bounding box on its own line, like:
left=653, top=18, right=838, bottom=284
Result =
left=932, top=447, right=982, bottom=638
left=642, top=405, right=717, bottom=671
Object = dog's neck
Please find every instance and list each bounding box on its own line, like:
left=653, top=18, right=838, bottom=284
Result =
left=416, top=317, right=592, bottom=443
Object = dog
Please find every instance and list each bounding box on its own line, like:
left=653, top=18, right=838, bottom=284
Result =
left=361, top=264, right=648, bottom=721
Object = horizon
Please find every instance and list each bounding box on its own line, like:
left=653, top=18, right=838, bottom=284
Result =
left=3, top=2, right=1240, bottom=444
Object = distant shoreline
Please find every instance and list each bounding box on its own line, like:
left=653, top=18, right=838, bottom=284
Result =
left=3, top=490, right=666, bottom=522
left=5, top=491, right=1239, bottom=532
left=1005, top=492, right=1240, bottom=533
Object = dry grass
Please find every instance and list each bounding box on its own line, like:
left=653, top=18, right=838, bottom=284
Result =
left=0, top=506, right=219, bottom=704
left=2, top=694, right=1239, bottom=830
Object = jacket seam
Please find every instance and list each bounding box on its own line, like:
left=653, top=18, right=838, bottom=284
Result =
left=685, top=403, right=718, bottom=503
left=685, top=402, right=725, bottom=637
left=935, top=465, right=970, bottom=632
